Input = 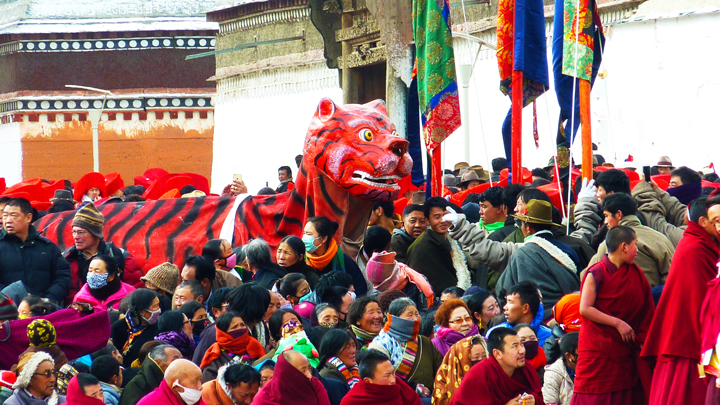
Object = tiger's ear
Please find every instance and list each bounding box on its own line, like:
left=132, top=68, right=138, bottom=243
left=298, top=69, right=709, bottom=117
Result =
left=317, top=98, right=337, bottom=122
left=365, top=99, right=388, bottom=116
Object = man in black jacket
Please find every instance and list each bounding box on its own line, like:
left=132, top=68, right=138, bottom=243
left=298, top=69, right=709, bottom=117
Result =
left=0, top=198, right=71, bottom=303
left=119, top=344, right=181, bottom=405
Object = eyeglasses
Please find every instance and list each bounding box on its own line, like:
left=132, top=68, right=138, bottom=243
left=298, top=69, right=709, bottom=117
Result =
left=448, top=316, right=473, bottom=325
left=34, top=370, right=58, bottom=378
left=71, top=230, right=89, bottom=236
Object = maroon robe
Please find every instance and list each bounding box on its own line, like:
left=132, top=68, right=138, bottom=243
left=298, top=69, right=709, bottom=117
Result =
left=641, top=221, right=719, bottom=405
left=450, top=356, right=544, bottom=405
left=572, top=256, right=654, bottom=402
left=253, top=354, right=331, bottom=405
left=340, top=379, right=421, bottom=405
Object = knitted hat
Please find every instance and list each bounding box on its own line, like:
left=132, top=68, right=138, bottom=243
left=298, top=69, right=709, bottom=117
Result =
left=141, top=262, right=180, bottom=294
left=27, top=319, right=57, bottom=347
left=0, top=371, right=16, bottom=389
left=72, top=202, right=105, bottom=239
left=56, top=363, right=78, bottom=395
left=0, top=293, right=18, bottom=320
left=366, top=251, right=397, bottom=285
left=13, top=352, right=54, bottom=389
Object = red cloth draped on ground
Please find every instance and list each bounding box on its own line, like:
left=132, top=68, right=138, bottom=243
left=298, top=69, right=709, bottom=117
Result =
left=253, top=353, right=331, bottom=405
left=572, top=256, right=655, bottom=403
left=340, top=379, right=421, bottom=405
left=0, top=309, right=110, bottom=370
left=449, top=356, right=544, bottom=405
left=640, top=221, right=719, bottom=404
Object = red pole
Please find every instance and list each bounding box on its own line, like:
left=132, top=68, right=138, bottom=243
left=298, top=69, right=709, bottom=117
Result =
left=579, top=79, right=593, bottom=180
left=511, top=70, right=523, bottom=184
left=432, top=147, right=442, bottom=196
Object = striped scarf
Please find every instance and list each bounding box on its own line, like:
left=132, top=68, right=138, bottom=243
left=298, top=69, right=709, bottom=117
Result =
left=396, top=339, right=418, bottom=380
left=350, top=325, right=379, bottom=345
left=328, top=357, right=360, bottom=387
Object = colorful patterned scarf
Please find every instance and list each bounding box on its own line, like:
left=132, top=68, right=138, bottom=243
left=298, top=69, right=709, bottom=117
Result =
left=328, top=357, right=360, bottom=387
left=350, top=325, right=379, bottom=345
left=368, top=316, right=420, bottom=380
left=122, top=314, right=146, bottom=355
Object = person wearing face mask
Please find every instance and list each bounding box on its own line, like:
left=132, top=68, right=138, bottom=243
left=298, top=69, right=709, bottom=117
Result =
left=201, top=363, right=261, bottom=405
left=155, top=311, right=197, bottom=359
left=296, top=270, right=356, bottom=322
left=276, top=273, right=312, bottom=309
left=276, top=236, right=320, bottom=289
left=180, top=301, right=209, bottom=346
left=111, top=289, right=162, bottom=368
left=201, top=239, right=243, bottom=282
left=433, top=334, right=488, bottom=405
left=431, top=299, right=480, bottom=357
left=253, top=350, right=331, bottom=405
left=368, top=298, right=442, bottom=395
left=514, top=324, right=546, bottom=380
left=200, top=312, right=265, bottom=383
left=137, top=359, right=207, bottom=405
left=243, top=239, right=287, bottom=290
left=542, top=332, right=579, bottom=405
left=303, top=217, right=368, bottom=298
left=73, top=255, right=136, bottom=312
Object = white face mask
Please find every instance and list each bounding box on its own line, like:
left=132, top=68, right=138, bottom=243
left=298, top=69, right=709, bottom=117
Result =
left=173, top=381, right=203, bottom=405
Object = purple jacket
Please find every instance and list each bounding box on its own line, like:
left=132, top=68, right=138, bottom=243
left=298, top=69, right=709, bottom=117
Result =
left=431, top=324, right=480, bottom=357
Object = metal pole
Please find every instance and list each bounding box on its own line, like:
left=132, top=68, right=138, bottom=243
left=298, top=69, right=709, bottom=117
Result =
left=457, top=64, right=473, bottom=163
left=65, top=85, right=113, bottom=173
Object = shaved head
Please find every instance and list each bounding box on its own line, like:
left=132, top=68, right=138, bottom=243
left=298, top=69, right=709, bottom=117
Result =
left=165, top=359, right=202, bottom=390
left=283, top=350, right=312, bottom=380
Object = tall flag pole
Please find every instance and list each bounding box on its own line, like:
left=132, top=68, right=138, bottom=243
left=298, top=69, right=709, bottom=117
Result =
left=413, top=0, right=461, bottom=197
left=497, top=0, right=549, bottom=183
left=553, top=0, right=604, bottom=183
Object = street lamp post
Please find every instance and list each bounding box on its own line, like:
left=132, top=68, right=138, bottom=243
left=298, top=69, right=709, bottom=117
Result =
left=65, top=85, right=114, bottom=172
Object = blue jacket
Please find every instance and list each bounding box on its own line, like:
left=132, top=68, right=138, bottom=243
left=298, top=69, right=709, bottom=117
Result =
left=101, top=382, right=121, bottom=405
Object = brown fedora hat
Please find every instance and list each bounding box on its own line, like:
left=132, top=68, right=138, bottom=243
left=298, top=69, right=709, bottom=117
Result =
left=512, top=199, right=562, bottom=227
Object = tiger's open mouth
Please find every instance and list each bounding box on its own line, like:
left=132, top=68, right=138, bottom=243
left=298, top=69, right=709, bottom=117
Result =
left=351, top=171, right=401, bottom=190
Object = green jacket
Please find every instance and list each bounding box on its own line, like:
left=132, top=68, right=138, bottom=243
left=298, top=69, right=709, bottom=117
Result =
left=406, top=335, right=444, bottom=391
left=119, top=357, right=164, bottom=405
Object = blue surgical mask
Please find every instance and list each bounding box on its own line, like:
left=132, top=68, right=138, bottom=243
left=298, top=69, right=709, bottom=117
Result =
left=302, top=234, right=320, bottom=254
left=348, top=291, right=357, bottom=301
left=87, top=273, right=110, bottom=289
left=298, top=290, right=313, bottom=303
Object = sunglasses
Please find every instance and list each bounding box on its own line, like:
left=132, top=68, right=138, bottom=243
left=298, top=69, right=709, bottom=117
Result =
left=34, top=370, right=58, bottom=378
left=448, top=316, right=473, bottom=325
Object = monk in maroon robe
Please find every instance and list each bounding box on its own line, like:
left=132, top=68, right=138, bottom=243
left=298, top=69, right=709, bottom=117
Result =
left=253, top=350, right=331, bottom=405
left=571, top=226, right=655, bottom=405
left=641, top=197, right=720, bottom=405
left=340, top=350, right=420, bottom=405
left=451, top=327, right=543, bottom=405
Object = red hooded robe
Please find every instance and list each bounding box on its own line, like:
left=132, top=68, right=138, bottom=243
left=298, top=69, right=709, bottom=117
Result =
left=340, top=379, right=421, bottom=405
left=449, top=356, right=544, bottom=405
left=253, top=353, right=331, bottom=405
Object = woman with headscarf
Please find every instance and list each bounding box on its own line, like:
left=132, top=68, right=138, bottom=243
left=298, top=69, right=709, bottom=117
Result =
left=14, top=319, right=67, bottom=372
left=303, top=217, right=367, bottom=297
left=5, top=352, right=66, bottom=405
left=154, top=310, right=196, bottom=359
left=317, top=329, right=359, bottom=387
left=72, top=255, right=136, bottom=312
left=200, top=312, right=265, bottom=383
left=431, top=299, right=480, bottom=357
left=277, top=235, right=320, bottom=289
left=346, top=297, right=383, bottom=348
left=368, top=298, right=443, bottom=395
left=365, top=252, right=435, bottom=311
left=179, top=301, right=208, bottom=346
left=463, top=289, right=502, bottom=335
left=110, top=289, right=161, bottom=367
left=432, top=335, right=488, bottom=405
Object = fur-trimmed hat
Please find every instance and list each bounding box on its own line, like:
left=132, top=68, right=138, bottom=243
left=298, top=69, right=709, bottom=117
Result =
left=13, top=352, right=54, bottom=389
left=141, top=262, right=180, bottom=295
left=72, top=202, right=104, bottom=239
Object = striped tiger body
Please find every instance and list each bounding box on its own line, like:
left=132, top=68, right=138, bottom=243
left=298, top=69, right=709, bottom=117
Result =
left=36, top=98, right=412, bottom=270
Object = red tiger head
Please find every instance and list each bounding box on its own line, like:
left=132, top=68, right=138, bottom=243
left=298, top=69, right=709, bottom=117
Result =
left=304, top=98, right=413, bottom=202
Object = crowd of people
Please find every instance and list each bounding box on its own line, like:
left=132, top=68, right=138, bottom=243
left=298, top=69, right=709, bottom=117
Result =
left=0, top=153, right=720, bottom=405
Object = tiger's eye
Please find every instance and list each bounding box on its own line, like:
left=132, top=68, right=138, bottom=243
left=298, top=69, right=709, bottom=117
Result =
left=359, top=129, right=373, bottom=142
